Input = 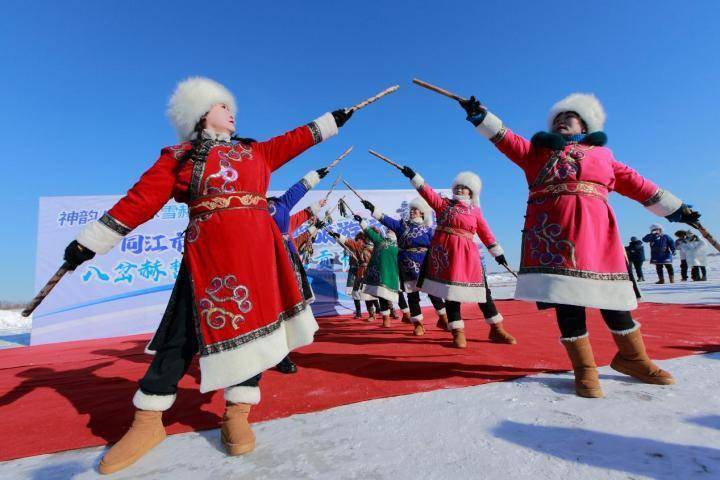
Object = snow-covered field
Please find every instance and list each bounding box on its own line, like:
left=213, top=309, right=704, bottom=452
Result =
left=3, top=353, right=718, bottom=480
left=1, top=255, right=717, bottom=479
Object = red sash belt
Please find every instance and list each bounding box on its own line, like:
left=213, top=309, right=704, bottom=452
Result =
left=529, top=181, right=608, bottom=202
left=190, top=192, right=267, bottom=217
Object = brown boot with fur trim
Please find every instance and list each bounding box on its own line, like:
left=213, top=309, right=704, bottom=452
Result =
left=561, top=336, right=603, bottom=398
left=382, top=315, right=391, bottom=328
left=98, top=410, right=166, bottom=474
left=401, top=311, right=412, bottom=324
left=488, top=322, right=517, bottom=345
left=221, top=402, right=256, bottom=456
left=610, top=330, right=675, bottom=384
left=436, top=313, right=449, bottom=331
left=413, top=323, right=425, bottom=336
left=452, top=329, right=467, bottom=348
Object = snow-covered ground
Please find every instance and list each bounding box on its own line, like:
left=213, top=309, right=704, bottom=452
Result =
left=3, top=353, right=718, bottom=480
left=1, top=256, right=717, bottom=479
left=0, top=309, right=31, bottom=349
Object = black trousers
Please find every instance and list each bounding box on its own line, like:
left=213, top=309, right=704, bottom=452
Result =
left=397, top=291, right=408, bottom=311
left=655, top=263, right=674, bottom=281
left=353, top=299, right=362, bottom=315
left=139, top=277, right=261, bottom=396
left=477, top=282, right=499, bottom=321
left=632, top=260, right=645, bottom=280
left=429, top=294, right=446, bottom=312
left=680, top=260, right=688, bottom=280
left=378, top=297, right=392, bottom=313
left=446, top=300, right=462, bottom=322
left=555, top=304, right=636, bottom=339
left=692, top=265, right=707, bottom=281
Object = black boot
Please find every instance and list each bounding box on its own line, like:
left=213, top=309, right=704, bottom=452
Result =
left=276, top=355, right=297, bottom=374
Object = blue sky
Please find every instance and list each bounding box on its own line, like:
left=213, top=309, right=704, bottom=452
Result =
left=1, top=1, right=719, bottom=301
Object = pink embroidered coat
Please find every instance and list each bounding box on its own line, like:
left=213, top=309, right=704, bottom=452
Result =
left=473, top=112, right=683, bottom=310
left=409, top=175, right=502, bottom=303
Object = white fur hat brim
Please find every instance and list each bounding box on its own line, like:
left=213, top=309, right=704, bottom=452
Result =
left=547, top=93, right=606, bottom=133
left=650, top=223, right=663, bottom=231
left=452, top=171, right=482, bottom=205
left=167, top=77, right=237, bottom=141
left=409, top=197, right=433, bottom=226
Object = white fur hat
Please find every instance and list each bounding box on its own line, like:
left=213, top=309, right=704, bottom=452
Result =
left=547, top=93, right=606, bottom=133
left=452, top=171, right=482, bottom=205
left=650, top=223, right=663, bottom=232
left=409, top=197, right=433, bottom=226
left=167, top=77, right=237, bottom=141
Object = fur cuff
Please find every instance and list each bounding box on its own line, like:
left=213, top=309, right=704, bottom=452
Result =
left=309, top=202, right=322, bottom=217
left=401, top=307, right=410, bottom=313
left=644, top=189, right=683, bottom=217
left=360, top=219, right=369, bottom=230
left=76, top=220, right=124, bottom=255
left=371, top=207, right=384, bottom=221
left=307, top=225, right=318, bottom=236
left=338, top=235, right=348, bottom=245
left=475, top=112, right=503, bottom=139
left=436, top=307, right=447, bottom=316
left=312, top=112, right=339, bottom=143
left=410, top=174, right=425, bottom=189
left=560, top=332, right=589, bottom=343
left=484, top=313, right=504, bottom=325
left=411, top=314, right=424, bottom=324
left=133, top=390, right=176, bottom=411
left=448, top=320, right=465, bottom=330
left=488, top=244, right=504, bottom=257
left=609, top=321, right=641, bottom=336
left=224, top=386, right=261, bottom=405
left=380, top=309, right=390, bottom=316
left=302, top=170, right=321, bottom=189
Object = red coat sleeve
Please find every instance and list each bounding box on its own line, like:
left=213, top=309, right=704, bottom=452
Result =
left=107, top=149, right=181, bottom=230
left=290, top=207, right=313, bottom=233
left=417, top=183, right=446, bottom=213
left=611, top=157, right=660, bottom=204
left=475, top=208, right=498, bottom=249
left=254, top=124, right=316, bottom=172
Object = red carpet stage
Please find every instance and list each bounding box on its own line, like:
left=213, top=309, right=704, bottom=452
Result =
left=1, top=301, right=718, bottom=461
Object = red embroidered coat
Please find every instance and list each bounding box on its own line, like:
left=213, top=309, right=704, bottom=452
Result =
left=77, top=114, right=339, bottom=392
left=409, top=175, right=502, bottom=303
left=474, top=111, right=683, bottom=310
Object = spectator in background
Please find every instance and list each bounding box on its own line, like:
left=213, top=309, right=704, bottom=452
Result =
left=643, top=224, right=676, bottom=284
left=625, top=236, right=646, bottom=282
left=674, top=230, right=690, bottom=281
left=684, top=232, right=709, bottom=281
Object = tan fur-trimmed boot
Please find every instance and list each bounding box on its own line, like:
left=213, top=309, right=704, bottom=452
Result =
left=221, top=402, right=256, bottom=456
left=449, top=320, right=467, bottom=348
left=98, top=410, right=167, bottom=474
left=610, top=328, right=675, bottom=385
left=488, top=321, right=517, bottom=345
left=561, top=335, right=603, bottom=398
left=381, top=314, right=391, bottom=328
left=412, top=315, right=425, bottom=336
left=436, top=313, right=449, bottom=331
left=401, top=310, right=412, bottom=324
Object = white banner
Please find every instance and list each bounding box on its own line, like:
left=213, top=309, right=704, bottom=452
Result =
left=31, top=188, right=449, bottom=345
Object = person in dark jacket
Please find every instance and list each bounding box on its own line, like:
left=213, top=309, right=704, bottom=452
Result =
left=642, top=224, right=676, bottom=284
left=674, top=230, right=689, bottom=281
left=625, top=236, right=646, bottom=282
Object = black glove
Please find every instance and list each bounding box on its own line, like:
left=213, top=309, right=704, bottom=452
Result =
left=458, top=96, right=487, bottom=126
left=494, top=254, right=507, bottom=266
left=401, top=166, right=416, bottom=179
left=316, top=167, right=329, bottom=179
left=326, top=229, right=340, bottom=239
left=314, top=219, right=326, bottom=230
left=332, top=109, right=353, bottom=128
left=63, top=240, right=96, bottom=270
left=361, top=200, right=375, bottom=211
left=353, top=214, right=363, bottom=223
left=666, top=204, right=701, bottom=225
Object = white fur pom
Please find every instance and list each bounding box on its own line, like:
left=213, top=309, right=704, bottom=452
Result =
left=452, top=171, right=482, bottom=205
left=167, top=77, right=237, bottom=141
left=548, top=93, right=605, bottom=133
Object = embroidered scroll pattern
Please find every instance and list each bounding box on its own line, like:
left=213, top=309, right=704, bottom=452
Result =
left=200, top=274, right=253, bottom=331
left=527, top=213, right=577, bottom=268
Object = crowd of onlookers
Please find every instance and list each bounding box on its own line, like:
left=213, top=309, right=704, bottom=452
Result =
left=625, top=224, right=709, bottom=284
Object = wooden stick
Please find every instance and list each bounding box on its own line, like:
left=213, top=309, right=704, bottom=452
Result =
left=346, top=85, right=399, bottom=113
left=342, top=180, right=366, bottom=202
left=412, top=78, right=466, bottom=102
left=500, top=262, right=518, bottom=279
left=22, top=262, right=72, bottom=317
left=324, top=175, right=342, bottom=202
left=693, top=221, right=720, bottom=253
left=327, top=146, right=353, bottom=170
left=368, top=149, right=403, bottom=171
